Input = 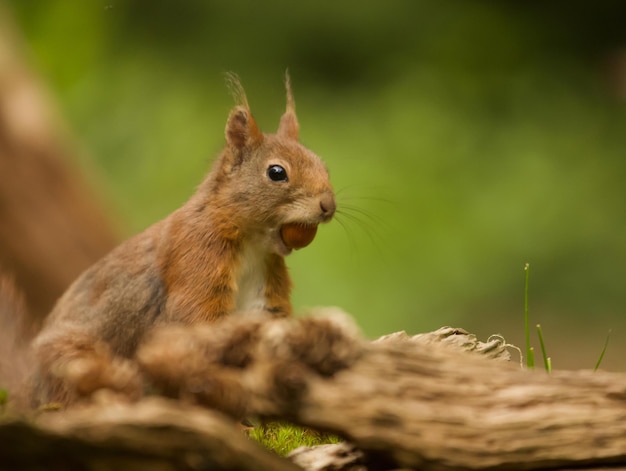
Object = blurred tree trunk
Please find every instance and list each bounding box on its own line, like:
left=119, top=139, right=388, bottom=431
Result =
left=0, top=3, right=119, bottom=323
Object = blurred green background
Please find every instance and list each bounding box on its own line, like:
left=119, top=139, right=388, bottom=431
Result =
left=6, top=1, right=626, bottom=369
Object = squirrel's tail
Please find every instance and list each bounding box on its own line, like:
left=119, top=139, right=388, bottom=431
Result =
left=0, top=274, right=36, bottom=410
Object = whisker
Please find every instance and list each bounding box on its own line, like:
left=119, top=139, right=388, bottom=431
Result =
left=338, top=194, right=396, bottom=206
left=335, top=183, right=391, bottom=196
left=333, top=214, right=359, bottom=256
left=339, top=203, right=387, bottom=228
left=336, top=211, right=376, bottom=238
left=335, top=206, right=387, bottom=254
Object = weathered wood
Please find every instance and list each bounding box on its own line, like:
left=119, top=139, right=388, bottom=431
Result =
left=137, top=311, right=626, bottom=470
left=3, top=312, right=626, bottom=470
left=374, top=326, right=514, bottom=362
left=288, top=442, right=366, bottom=471
left=0, top=397, right=300, bottom=471
left=296, top=343, right=626, bottom=470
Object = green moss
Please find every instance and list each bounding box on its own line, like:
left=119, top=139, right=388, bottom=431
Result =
left=247, top=421, right=341, bottom=456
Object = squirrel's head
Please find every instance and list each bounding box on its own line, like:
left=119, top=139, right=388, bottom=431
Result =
left=209, top=73, right=335, bottom=256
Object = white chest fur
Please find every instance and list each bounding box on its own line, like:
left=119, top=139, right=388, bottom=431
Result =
left=233, top=242, right=268, bottom=315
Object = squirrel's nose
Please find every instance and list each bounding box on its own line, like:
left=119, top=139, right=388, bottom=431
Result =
left=319, top=193, right=336, bottom=220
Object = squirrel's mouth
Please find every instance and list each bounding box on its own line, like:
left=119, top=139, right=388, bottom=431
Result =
left=279, top=223, right=318, bottom=251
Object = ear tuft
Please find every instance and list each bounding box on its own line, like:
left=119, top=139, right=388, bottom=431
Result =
left=225, top=106, right=263, bottom=150
left=225, top=72, right=249, bottom=108
left=277, top=70, right=299, bottom=141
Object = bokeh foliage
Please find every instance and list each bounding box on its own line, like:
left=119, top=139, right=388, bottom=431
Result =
left=6, top=0, right=626, bottom=369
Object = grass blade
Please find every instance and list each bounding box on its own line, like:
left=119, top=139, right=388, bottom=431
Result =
left=536, top=324, right=551, bottom=373
left=524, top=263, right=534, bottom=369
left=594, top=329, right=612, bottom=372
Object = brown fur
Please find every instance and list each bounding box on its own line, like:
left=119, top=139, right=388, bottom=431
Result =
left=28, top=74, right=335, bottom=407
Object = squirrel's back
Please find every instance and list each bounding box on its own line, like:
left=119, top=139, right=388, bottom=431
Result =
left=40, top=220, right=168, bottom=358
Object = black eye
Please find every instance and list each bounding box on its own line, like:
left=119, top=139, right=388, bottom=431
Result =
left=267, top=165, right=288, bottom=182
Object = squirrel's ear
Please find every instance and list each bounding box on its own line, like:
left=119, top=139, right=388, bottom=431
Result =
left=277, top=71, right=299, bottom=141
left=225, top=106, right=263, bottom=150
left=224, top=73, right=263, bottom=150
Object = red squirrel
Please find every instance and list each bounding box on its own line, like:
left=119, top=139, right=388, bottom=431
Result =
left=29, top=74, right=336, bottom=406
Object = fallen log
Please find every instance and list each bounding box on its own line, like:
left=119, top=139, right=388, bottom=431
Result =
left=3, top=311, right=626, bottom=470
left=138, top=310, right=626, bottom=470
